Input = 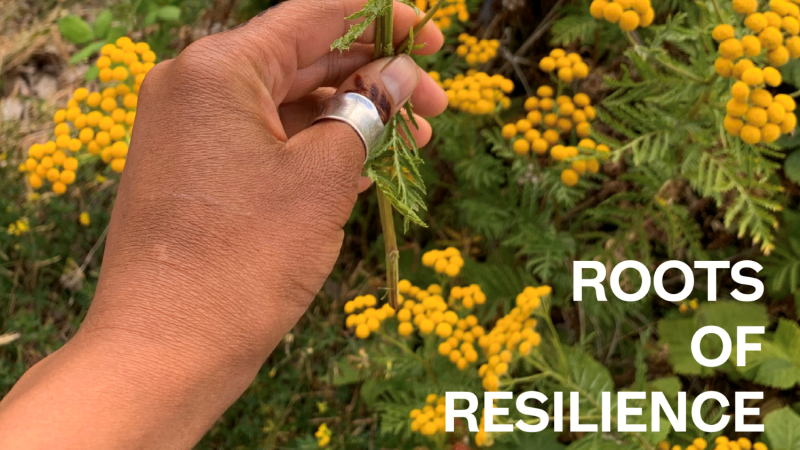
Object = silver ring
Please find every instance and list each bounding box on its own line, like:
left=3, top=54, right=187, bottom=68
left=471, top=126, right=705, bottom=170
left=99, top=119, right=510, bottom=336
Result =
left=313, top=92, right=385, bottom=162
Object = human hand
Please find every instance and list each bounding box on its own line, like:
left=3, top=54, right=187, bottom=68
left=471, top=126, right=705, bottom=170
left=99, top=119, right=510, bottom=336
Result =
left=0, top=1, right=446, bottom=447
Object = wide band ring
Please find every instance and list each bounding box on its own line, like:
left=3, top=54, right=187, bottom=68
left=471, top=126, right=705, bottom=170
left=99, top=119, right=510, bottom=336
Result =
left=313, top=92, right=385, bottom=163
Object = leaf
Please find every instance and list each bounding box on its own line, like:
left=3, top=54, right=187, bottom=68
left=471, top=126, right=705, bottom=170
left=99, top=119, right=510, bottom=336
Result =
left=764, top=407, right=800, bottom=450
left=93, top=10, right=113, bottom=39
left=658, top=302, right=769, bottom=376
left=781, top=58, right=800, bottom=89
left=658, top=317, right=711, bottom=376
left=157, top=6, right=181, bottom=22
left=58, top=15, right=94, bottom=44
left=734, top=319, right=800, bottom=389
left=85, top=65, right=99, bottom=82
left=786, top=151, right=800, bottom=185
left=332, top=356, right=365, bottom=386
left=105, top=26, right=128, bottom=43
left=69, top=41, right=106, bottom=64
left=560, top=348, right=615, bottom=421
left=143, top=10, right=159, bottom=27
left=331, top=0, right=391, bottom=51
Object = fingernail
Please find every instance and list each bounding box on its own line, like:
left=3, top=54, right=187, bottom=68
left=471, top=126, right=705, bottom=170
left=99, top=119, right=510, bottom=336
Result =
left=380, top=54, right=419, bottom=104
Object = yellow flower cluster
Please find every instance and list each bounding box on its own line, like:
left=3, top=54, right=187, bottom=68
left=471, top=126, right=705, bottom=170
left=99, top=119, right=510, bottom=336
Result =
left=501, top=87, right=596, bottom=152
left=314, top=423, right=331, bottom=447
left=79, top=211, right=90, bottom=226
left=557, top=138, right=609, bottom=187
left=395, top=282, right=453, bottom=336
left=456, top=34, right=500, bottom=66
left=477, top=286, right=547, bottom=391
left=500, top=87, right=607, bottom=186
left=448, top=284, right=487, bottom=309
left=714, top=1, right=800, bottom=142
left=721, top=0, right=800, bottom=69
left=6, top=218, right=29, bottom=236
left=724, top=81, right=796, bottom=143
left=538, top=49, right=590, bottom=83
left=21, top=141, right=80, bottom=194
left=435, top=70, right=514, bottom=115
left=344, top=294, right=396, bottom=339
left=589, top=0, right=655, bottom=31
left=414, top=0, right=468, bottom=29
left=20, top=37, right=152, bottom=194
left=409, top=394, right=447, bottom=435
left=436, top=313, right=485, bottom=370
left=421, top=246, right=465, bottom=277
left=396, top=278, right=486, bottom=372
left=658, top=436, right=767, bottom=450
left=475, top=408, right=494, bottom=447
left=679, top=298, right=699, bottom=313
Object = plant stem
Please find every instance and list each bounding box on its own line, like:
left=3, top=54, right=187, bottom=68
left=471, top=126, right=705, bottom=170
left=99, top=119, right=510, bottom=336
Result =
left=373, top=2, right=400, bottom=308
left=710, top=0, right=726, bottom=24
left=377, top=190, right=399, bottom=308
left=688, top=74, right=718, bottom=119
left=396, top=0, right=444, bottom=54
left=373, top=0, right=442, bottom=308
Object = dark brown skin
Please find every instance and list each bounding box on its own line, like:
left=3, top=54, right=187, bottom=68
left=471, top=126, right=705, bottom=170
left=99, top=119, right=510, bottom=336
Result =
left=0, top=0, right=447, bottom=448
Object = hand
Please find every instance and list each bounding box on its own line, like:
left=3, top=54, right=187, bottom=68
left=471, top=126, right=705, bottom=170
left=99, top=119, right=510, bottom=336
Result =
left=0, top=1, right=446, bottom=447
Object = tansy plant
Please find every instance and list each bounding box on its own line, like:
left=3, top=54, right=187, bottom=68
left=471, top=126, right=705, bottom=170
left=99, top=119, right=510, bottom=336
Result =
left=331, top=0, right=445, bottom=307
left=20, top=37, right=152, bottom=195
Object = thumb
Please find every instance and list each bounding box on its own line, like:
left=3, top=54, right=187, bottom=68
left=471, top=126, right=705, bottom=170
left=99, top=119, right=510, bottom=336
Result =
left=286, top=54, right=421, bottom=172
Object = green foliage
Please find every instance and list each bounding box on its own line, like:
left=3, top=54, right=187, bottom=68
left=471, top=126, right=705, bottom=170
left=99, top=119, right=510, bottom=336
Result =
left=786, top=151, right=800, bottom=184
left=734, top=319, right=800, bottom=389
left=331, top=0, right=392, bottom=52
left=764, top=407, right=800, bottom=450
left=760, top=210, right=800, bottom=307
left=58, top=15, right=96, bottom=44
left=658, top=302, right=769, bottom=376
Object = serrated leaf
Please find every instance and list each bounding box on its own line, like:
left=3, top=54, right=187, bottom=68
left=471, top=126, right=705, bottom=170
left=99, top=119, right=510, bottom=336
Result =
left=658, top=316, right=711, bottom=376
left=764, top=407, right=800, bottom=450
left=93, top=10, right=113, bottom=39
left=69, top=41, right=105, bottom=65
left=658, top=302, right=769, bottom=376
left=58, top=15, right=94, bottom=44
left=560, top=348, right=614, bottom=421
left=366, top=112, right=428, bottom=230
left=786, top=151, right=800, bottom=185
left=331, top=0, right=390, bottom=51
left=734, top=319, right=800, bottom=389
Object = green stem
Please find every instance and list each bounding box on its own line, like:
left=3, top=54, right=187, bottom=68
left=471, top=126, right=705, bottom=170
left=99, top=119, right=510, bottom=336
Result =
left=500, top=372, right=549, bottom=388
left=688, top=74, right=719, bottom=119
left=377, top=190, right=399, bottom=308
left=373, top=2, right=400, bottom=309
left=396, top=0, right=444, bottom=54
left=653, top=55, right=705, bottom=83
left=710, top=0, right=726, bottom=24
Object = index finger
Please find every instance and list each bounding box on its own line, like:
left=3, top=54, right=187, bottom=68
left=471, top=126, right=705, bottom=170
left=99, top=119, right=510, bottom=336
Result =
left=231, top=0, right=444, bottom=70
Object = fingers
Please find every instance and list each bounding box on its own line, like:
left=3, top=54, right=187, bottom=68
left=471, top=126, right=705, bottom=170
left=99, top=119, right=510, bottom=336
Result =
left=410, top=69, right=448, bottom=117
left=279, top=89, right=434, bottom=145
left=225, top=0, right=444, bottom=97
left=284, top=55, right=423, bottom=177
left=354, top=2, right=444, bottom=55
left=244, top=0, right=443, bottom=66
left=336, top=54, right=420, bottom=122
left=284, top=45, right=373, bottom=103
